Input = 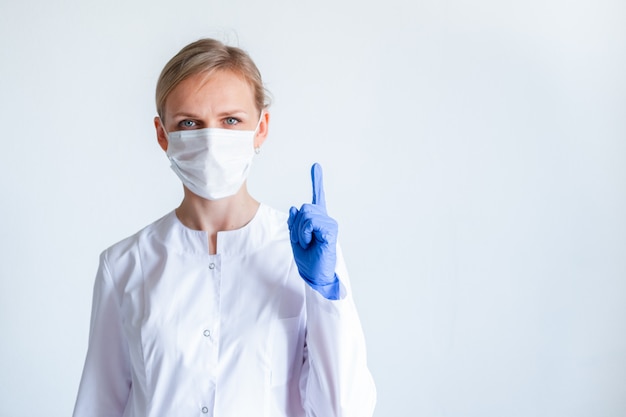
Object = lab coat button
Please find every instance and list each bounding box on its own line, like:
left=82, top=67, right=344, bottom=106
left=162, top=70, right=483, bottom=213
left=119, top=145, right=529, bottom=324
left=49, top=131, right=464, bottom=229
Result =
left=203, top=329, right=211, bottom=337
left=201, top=406, right=209, bottom=413
left=208, top=263, right=215, bottom=270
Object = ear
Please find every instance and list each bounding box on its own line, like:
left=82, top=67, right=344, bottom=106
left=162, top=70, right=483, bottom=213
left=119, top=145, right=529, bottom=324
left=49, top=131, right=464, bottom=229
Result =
left=254, top=111, right=270, bottom=149
left=154, top=116, right=168, bottom=151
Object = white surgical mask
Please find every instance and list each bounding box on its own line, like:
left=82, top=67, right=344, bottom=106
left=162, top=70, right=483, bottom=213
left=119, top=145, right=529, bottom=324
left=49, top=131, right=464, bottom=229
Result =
left=165, top=114, right=262, bottom=200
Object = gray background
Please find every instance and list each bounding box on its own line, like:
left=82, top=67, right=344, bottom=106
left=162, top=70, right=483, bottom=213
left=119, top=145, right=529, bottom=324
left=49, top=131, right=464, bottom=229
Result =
left=1, top=0, right=625, bottom=416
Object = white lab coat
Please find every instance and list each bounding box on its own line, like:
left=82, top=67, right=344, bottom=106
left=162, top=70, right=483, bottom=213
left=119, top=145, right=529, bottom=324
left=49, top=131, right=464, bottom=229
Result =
left=73, top=204, right=376, bottom=417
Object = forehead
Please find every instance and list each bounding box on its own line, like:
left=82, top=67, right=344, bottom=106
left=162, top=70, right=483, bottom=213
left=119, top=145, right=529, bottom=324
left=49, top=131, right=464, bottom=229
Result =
left=164, top=69, right=256, bottom=113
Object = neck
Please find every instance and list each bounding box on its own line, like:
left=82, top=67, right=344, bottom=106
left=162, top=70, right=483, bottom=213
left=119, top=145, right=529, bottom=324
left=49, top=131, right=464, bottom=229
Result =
left=175, top=184, right=260, bottom=254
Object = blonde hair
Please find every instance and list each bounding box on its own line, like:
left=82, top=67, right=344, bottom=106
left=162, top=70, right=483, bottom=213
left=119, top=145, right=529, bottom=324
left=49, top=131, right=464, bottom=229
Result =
left=155, top=38, right=270, bottom=120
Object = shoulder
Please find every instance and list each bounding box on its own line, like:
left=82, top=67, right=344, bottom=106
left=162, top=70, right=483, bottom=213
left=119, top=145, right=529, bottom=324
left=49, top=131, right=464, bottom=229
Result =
left=100, top=211, right=175, bottom=265
left=258, top=203, right=289, bottom=226
left=256, top=203, right=290, bottom=239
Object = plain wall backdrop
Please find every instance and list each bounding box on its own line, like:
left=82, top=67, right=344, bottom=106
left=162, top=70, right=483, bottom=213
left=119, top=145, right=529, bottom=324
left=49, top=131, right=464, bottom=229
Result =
left=1, top=0, right=625, bottom=416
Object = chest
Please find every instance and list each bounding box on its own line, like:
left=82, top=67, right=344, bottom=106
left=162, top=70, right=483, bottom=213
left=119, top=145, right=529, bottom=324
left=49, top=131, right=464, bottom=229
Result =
left=118, top=241, right=305, bottom=371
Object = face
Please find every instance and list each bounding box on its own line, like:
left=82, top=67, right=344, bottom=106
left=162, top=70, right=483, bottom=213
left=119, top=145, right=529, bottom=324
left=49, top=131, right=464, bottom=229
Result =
left=154, top=69, right=269, bottom=151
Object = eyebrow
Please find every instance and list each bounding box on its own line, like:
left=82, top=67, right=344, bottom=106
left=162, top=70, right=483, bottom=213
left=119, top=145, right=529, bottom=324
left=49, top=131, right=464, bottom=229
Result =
left=171, top=112, right=201, bottom=119
left=217, top=109, right=249, bottom=117
left=170, top=109, right=250, bottom=119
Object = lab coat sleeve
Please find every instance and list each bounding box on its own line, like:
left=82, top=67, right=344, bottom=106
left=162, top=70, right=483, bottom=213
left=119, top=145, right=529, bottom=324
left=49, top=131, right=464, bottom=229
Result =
left=73, top=252, right=131, bottom=417
left=300, top=245, right=377, bottom=417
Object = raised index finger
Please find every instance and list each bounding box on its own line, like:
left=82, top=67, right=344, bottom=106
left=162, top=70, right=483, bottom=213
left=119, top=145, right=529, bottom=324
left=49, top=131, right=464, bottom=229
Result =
left=311, top=162, right=327, bottom=210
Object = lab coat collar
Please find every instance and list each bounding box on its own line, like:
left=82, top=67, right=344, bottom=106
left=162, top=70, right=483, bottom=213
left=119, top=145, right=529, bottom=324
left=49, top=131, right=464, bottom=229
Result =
left=163, top=203, right=280, bottom=257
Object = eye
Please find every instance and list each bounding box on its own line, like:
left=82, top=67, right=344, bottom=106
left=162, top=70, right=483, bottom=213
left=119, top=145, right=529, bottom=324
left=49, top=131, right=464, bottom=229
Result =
left=224, top=117, right=240, bottom=126
left=178, top=119, right=197, bottom=129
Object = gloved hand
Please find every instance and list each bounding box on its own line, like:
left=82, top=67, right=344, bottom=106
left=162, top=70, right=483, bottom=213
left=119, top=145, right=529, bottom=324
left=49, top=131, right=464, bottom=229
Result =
left=288, top=163, right=341, bottom=300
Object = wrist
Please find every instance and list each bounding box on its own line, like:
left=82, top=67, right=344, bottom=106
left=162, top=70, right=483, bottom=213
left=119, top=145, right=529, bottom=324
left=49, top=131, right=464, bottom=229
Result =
left=306, top=273, right=341, bottom=300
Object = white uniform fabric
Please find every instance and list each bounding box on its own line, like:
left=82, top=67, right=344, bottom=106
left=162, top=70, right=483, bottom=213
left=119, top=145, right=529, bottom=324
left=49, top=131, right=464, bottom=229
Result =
left=73, top=204, right=376, bottom=417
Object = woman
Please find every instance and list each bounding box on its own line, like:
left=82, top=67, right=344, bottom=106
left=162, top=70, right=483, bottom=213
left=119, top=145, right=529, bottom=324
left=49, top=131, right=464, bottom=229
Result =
left=73, top=38, right=376, bottom=417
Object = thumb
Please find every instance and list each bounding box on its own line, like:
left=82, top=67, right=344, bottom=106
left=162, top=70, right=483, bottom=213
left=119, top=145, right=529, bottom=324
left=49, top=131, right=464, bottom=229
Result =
left=311, top=162, right=327, bottom=211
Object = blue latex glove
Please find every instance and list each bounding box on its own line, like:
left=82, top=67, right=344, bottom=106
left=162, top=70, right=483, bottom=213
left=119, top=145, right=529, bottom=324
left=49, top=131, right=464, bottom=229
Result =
left=288, top=163, right=341, bottom=300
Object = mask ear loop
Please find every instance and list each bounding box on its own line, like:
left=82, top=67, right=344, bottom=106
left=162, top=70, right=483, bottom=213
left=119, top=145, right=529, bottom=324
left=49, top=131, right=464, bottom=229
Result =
left=159, top=119, right=172, bottom=154
left=254, top=110, right=265, bottom=155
